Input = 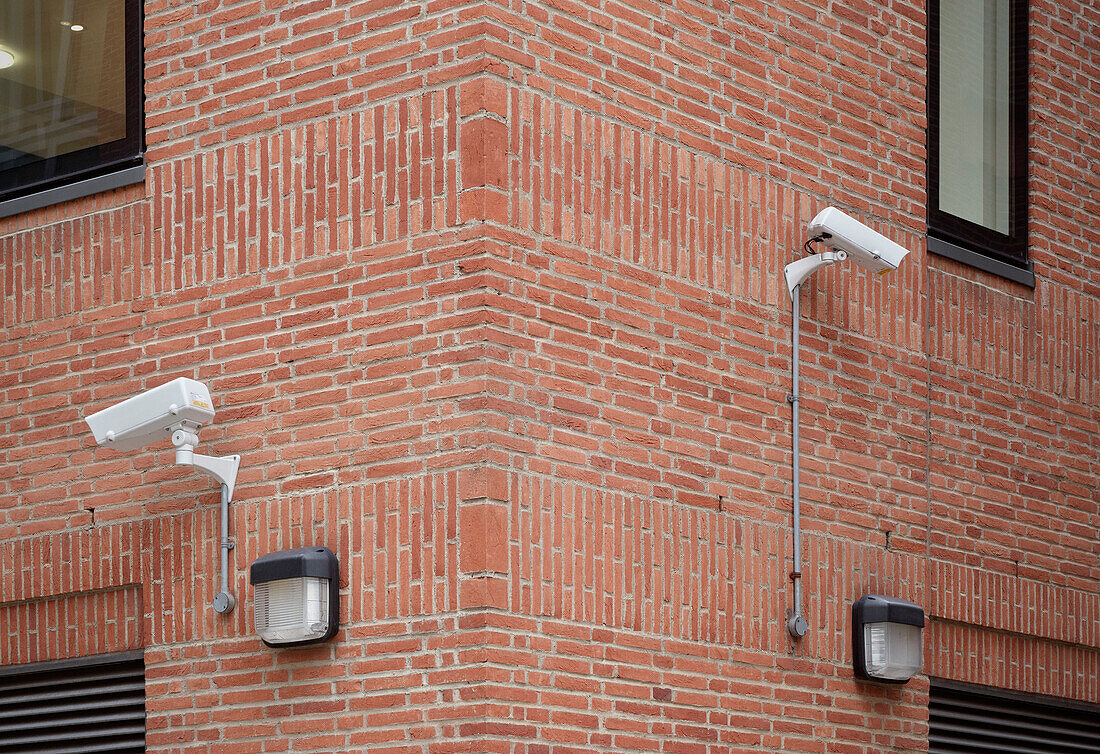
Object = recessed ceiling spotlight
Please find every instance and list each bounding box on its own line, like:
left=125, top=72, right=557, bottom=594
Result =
left=0, top=49, right=14, bottom=70
left=71, top=24, right=84, bottom=31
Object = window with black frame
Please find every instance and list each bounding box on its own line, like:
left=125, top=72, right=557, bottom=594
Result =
left=928, top=0, right=1032, bottom=286
left=0, top=0, right=143, bottom=215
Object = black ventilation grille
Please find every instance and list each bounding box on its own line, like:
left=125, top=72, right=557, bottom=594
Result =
left=0, top=651, right=145, bottom=754
left=930, top=678, right=1100, bottom=754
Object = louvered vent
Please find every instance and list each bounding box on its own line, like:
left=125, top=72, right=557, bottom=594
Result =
left=930, top=678, right=1100, bottom=753
left=0, top=650, right=145, bottom=754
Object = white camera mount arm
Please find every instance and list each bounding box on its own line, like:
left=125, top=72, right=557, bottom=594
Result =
left=782, top=247, right=847, bottom=640
left=171, top=427, right=240, bottom=614
left=783, top=249, right=847, bottom=299
left=781, top=214, right=909, bottom=640
left=172, top=428, right=240, bottom=502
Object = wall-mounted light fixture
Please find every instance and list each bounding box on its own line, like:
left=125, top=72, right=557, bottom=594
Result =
left=85, top=377, right=241, bottom=613
left=852, top=594, right=924, bottom=683
left=783, top=208, right=911, bottom=639
left=250, top=547, right=340, bottom=647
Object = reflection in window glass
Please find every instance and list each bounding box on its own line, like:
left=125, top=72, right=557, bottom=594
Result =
left=937, top=0, right=1011, bottom=235
left=0, top=0, right=139, bottom=199
left=928, top=0, right=1027, bottom=277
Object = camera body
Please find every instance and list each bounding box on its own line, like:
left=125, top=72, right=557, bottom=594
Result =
left=806, top=207, right=910, bottom=274
left=85, top=377, right=215, bottom=452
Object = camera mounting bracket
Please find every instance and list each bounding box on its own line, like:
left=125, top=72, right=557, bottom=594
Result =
left=170, top=424, right=241, bottom=614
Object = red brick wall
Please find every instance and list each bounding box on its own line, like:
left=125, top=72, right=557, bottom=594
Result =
left=1, top=1, right=1097, bottom=751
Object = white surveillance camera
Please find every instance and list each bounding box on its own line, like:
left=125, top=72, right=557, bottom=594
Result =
left=783, top=207, right=912, bottom=297
left=85, top=377, right=215, bottom=452
left=85, top=377, right=242, bottom=616
left=805, top=207, right=910, bottom=274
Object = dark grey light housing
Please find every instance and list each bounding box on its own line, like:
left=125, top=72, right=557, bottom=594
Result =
left=852, top=594, right=924, bottom=683
left=250, top=547, right=339, bottom=647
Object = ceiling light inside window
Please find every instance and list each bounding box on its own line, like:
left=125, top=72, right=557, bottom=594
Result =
left=0, top=50, right=14, bottom=69
left=70, top=24, right=84, bottom=31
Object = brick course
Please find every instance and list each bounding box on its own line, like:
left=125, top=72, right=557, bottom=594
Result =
left=1, top=0, right=1097, bottom=752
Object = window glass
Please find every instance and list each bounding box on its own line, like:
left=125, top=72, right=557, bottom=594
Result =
left=938, top=0, right=1010, bottom=235
left=0, top=0, right=141, bottom=201
left=928, top=0, right=1028, bottom=279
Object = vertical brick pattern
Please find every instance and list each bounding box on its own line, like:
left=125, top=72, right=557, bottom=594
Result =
left=1, top=91, right=459, bottom=323
left=0, top=522, right=144, bottom=603
left=926, top=620, right=1100, bottom=702
left=928, top=272, right=1100, bottom=402
left=928, top=559, right=1100, bottom=648
left=0, top=70, right=501, bottom=748
left=0, top=0, right=1097, bottom=751
left=0, top=588, right=143, bottom=666
left=504, top=88, right=924, bottom=346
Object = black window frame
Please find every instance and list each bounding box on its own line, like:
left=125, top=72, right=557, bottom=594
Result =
left=927, top=0, right=1032, bottom=287
left=0, top=0, right=144, bottom=216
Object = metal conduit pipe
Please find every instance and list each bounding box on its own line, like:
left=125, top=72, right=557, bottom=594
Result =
left=214, top=483, right=237, bottom=614
left=781, top=208, right=912, bottom=640
left=787, top=287, right=808, bottom=639
left=783, top=249, right=846, bottom=640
